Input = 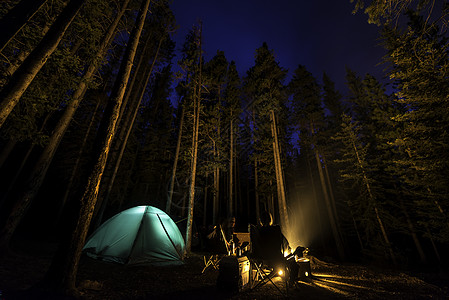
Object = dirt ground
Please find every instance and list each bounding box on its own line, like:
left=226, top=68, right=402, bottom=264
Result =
left=1, top=238, right=448, bottom=300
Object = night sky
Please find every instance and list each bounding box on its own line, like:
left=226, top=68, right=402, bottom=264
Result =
left=170, top=0, right=387, bottom=97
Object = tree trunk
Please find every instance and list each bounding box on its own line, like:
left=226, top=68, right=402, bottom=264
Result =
left=310, top=121, right=344, bottom=259
left=0, top=0, right=129, bottom=254
left=39, top=0, right=151, bottom=293
left=252, top=109, right=261, bottom=224
left=0, top=0, right=49, bottom=52
left=56, top=94, right=103, bottom=223
left=0, top=112, right=52, bottom=208
left=3, top=19, right=55, bottom=84
left=186, top=85, right=200, bottom=252
left=351, top=212, right=364, bottom=250
left=305, top=146, right=325, bottom=250
left=186, top=24, right=202, bottom=253
left=323, top=155, right=340, bottom=229
left=213, top=140, right=220, bottom=220
left=229, top=117, right=234, bottom=217
left=425, top=225, right=441, bottom=264
left=117, top=28, right=154, bottom=129
left=270, top=110, right=289, bottom=232
left=95, top=34, right=163, bottom=227
left=0, top=143, right=35, bottom=208
left=399, top=196, right=427, bottom=264
left=0, top=0, right=86, bottom=128
left=313, top=147, right=345, bottom=259
left=351, top=138, right=397, bottom=265
left=254, top=158, right=260, bottom=224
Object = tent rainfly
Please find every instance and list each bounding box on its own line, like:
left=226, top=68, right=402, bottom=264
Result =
left=83, top=206, right=185, bottom=266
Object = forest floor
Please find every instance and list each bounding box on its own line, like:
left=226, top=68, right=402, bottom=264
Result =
left=1, top=237, right=449, bottom=300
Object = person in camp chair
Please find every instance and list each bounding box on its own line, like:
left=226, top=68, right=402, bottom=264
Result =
left=223, top=216, right=241, bottom=254
left=254, top=211, right=290, bottom=261
left=205, top=219, right=229, bottom=254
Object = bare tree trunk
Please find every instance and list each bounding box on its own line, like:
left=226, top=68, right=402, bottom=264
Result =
left=56, top=94, right=103, bottom=223
left=0, top=143, right=34, bottom=207
left=254, top=158, right=260, bottom=224
left=351, top=138, right=397, bottom=265
left=313, top=147, right=345, bottom=259
left=0, top=0, right=86, bottom=128
left=270, top=110, right=289, bottom=232
left=186, top=86, right=200, bottom=252
left=0, top=113, right=52, bottom=208
left=213, top=140, right=220, bottom=219
left=0, top=0, right=129, bottom=255
left=0, top=0, right=48, bottom=52
left=310, top=121, right=344, bottom=258
left=186, top=23, right=202, bottom=253
left=96, top=33, right=164, bottom=227
left=39, top=0, right=151, bottom=292
left=323, top=155, right=340, bottom=228
left=203, top=173, right=209, bottom=226
left=3, top=19, right=56, bottom=84
left=116, top=28, right=154, bottom=129
left=425, top=225, right=441, bottom=264
left=305, top=146, right=325, bottom=249
left=252, top=110, right=260, bottom=223
left=399, top=197, right=427, bottom=264
left=229, top=117, right=234, bottom=217
left=351, top=212, right=364, bottom=250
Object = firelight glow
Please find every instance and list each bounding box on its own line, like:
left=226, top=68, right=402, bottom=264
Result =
left=283, top=192, right=319, bottom=250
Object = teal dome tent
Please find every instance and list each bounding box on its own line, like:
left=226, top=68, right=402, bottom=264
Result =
left=83, top=206, right=185, bottom=266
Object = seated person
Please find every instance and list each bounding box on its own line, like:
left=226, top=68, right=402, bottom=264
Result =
left=251, top=211, right=290, bottom=265
left=223, top=216, right=241, bottom=254
left=205, top=221, right=229, bottom=254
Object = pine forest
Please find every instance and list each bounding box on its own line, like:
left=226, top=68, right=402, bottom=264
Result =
left=0, top=0, right=448, bottom=297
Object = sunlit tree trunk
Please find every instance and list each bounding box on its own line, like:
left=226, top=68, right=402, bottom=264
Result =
left=39, top=0, right=151, bottom=292
left=0, top=0, right=86, bottom=128
left=0, top=0, right=48, bottom=52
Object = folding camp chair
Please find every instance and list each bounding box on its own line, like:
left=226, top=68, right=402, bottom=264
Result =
left=202, top=225, right=229, bottom=273
left=247, top=224, right=291, bottom=296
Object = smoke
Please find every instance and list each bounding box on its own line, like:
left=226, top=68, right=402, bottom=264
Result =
left=283, top=189, right=323, bottom=251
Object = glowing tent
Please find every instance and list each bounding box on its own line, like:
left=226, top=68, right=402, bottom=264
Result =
left=83, top=206, right=185, bottom=266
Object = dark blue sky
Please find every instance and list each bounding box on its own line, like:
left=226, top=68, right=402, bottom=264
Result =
left=170, top=0, right=386, bottom=96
